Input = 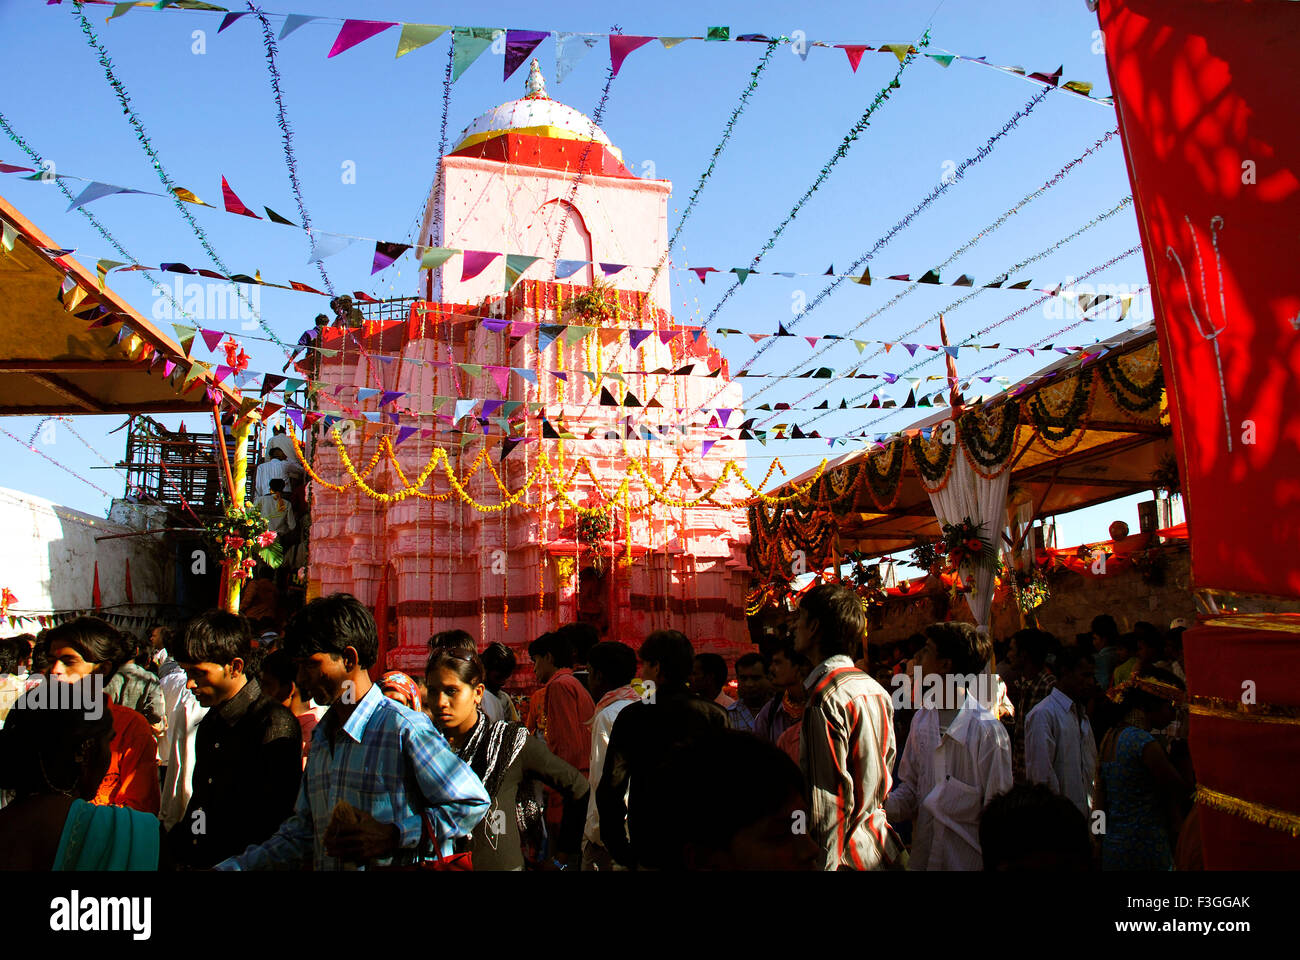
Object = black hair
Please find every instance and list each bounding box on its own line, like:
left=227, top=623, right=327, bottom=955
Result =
left=0, top=635, right=25, bottom=675
left=1115, top=631, right=1140, bottom=655
left=427, top=646, right=485, bottom=687
left=260, top=648, right=298, bottom=691
left=176, top=610, right=252, bottom=667
left=556, top=622, right=599, bottom=665
left=798, top=583, right=865, bottom=659
left=269, top=478, right=286, bottom=493
left=282, top=593, right=378, bottom=669
left=1091, top=614, right=1119, bottom=643
left=429, top=629, right=474, bottom=652
left=639, top=630, right=694, bottom=688
left=905, top=633, right=927, bottom=656
left=30, top=635, right=53, bottom=675
left=1052, top=645, right=1095, bottom=675
left=923, top=622, right=989, bottom=677
left=480, top=641, right=517, bottom=689
left=980, top=783, right=1092, bottom=871
left=694, top=653, right=728, bottom=688
left=771, top=641, right=811, bottom=673
left=655, top=730, right=810, bottom=870
left=42, top=618, right=130, bottom=680
left=0, top=686, right=114, bottom=795
left=529, top=631, right=576, bottom=669
left=1012, top=628, right=1058, bottom=670
left=735, top=652, right=766, bottom=673
left=587, top=641, right=636, bottom=690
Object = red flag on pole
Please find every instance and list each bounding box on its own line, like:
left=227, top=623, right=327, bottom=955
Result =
left=92, top=561, right=102, bottom=609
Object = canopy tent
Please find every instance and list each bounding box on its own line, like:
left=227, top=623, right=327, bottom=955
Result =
left=0, top=194, right=240, bottom=416
left=749, top=322, right=1173, bottom=591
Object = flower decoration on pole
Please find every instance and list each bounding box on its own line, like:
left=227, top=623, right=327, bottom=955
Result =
left=205, top=501, right=283, bottom=582
left=0, top=588, right=15, bottom=618
left=910, top=540, right=943, bottom=575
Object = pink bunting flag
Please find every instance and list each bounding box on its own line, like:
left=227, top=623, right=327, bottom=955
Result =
left=221, top=176, right=261, bottom=219
left=609, top=35, right=655, bottom=76
left=460, top=250, right=501, bottom=281
left=162, top=360, right=176, bottom=378
left=328, top=20, right=399, bottom=58
left=201, top=329, right=224, bottom=353
left=213, top=365, right=232, bottom=384
left=488, top=365, right=511, bottom=396
left=690, top=267, right=719, bottom=284
left=841, top=45, right=868, bottom=72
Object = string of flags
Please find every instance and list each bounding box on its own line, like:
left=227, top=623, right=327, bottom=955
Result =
left=0, top=162, right=1130, bottom=300
left=67, top=1, right=1111, bottom=104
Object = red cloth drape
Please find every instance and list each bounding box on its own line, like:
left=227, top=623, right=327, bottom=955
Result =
left=1183, top=615, right=1300, bottom=869
left=1097, top=0, right=1300, bottom=598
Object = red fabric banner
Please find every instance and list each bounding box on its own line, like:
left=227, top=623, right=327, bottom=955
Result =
left=1183, top=615, right=1300, bottom=869
left=1097, top=0, right=1300, bottom=598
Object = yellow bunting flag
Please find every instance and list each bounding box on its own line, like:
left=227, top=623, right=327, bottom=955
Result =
left=396, top=23, right=448, bottom=58
left=171, top=187, right=210, bottom=206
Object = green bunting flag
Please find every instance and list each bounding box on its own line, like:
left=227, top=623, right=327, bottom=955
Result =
left=505, top=254, right=541, bottom=290
left=452, top=27, right=499, bottom=81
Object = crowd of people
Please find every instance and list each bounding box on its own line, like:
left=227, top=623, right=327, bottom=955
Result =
left=0, top=586, right=1196, bottom=872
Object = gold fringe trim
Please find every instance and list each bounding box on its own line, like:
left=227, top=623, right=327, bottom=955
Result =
left=1189, top=695, right=1300, bottom=726
left=1195, top=786, right=1300, bottom=838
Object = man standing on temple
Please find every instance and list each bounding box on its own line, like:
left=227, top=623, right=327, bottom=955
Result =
left=793, top=584, right=906, bottom=871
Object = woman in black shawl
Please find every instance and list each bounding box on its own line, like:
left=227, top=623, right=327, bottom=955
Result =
left=427, top=646, right=589, bottom=871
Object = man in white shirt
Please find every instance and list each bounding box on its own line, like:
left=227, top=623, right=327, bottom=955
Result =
left=885, top=622, right=1013, bottom=871
left=159, top=658, right=209, bottom=829
left=582, top=640, right=642, bottom=871
left=254, top=447, right=294, bottom=498
left=1025, top=646, right=1098, bottom=817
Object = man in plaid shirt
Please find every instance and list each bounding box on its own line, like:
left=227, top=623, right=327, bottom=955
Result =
left=216, top=594, right=488, bottom=871
left=794, top=584, right=906, bottom=871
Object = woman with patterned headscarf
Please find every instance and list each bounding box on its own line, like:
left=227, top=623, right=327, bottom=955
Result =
left=379, top=671, right=422, bottom=713
left=427, top=647, right=588, bottom=871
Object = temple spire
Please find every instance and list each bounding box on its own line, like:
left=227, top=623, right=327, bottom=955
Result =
left=525, top=58, right=547, bottom=99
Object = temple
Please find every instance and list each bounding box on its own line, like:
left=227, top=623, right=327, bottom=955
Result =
left=303, top=61, right=753, bottom=682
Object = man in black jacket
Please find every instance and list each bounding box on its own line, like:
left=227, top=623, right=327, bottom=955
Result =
left=596, top=630, right=728, bottom=869
left=168, top=610, right=301, bottom=868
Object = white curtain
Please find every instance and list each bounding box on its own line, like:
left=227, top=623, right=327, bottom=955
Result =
left=925, top=451, right=1012, bottom=631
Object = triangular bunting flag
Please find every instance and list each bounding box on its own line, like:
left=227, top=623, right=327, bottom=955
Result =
left=396, top=24, right=448, bottom=58
left=419, top=247, right=458, bottom=269
left=220, top=176, right=261, bottom=219
left=609, top=35, right=655, bottom=76
left=504, top=30, right=548, bottom=80
left=452, top=27, right=500, bottom=81
left=371, top=241, right=410, bottom=274
left=329, top=20, right=399, bottom=58
left=555, top=32, right=599, bottom=83
left=505, top=253, right=541, bottom=289
left=461, top=250, right=500, bottom=281
left=841, top=45, right=868, bottom=72
left=279, top=14, right=319, bottom=39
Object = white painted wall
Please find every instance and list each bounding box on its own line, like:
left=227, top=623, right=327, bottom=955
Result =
left=0, top=486, right=173, bottom=636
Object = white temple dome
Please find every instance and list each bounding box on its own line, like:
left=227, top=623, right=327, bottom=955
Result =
left=452, top=59, right=621, bottom=160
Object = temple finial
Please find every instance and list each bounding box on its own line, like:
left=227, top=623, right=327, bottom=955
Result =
left=525, top=58, right=547, bottom=99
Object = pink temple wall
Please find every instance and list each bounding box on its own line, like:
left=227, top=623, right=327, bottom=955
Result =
left=308, top=149, right=752, bottom=691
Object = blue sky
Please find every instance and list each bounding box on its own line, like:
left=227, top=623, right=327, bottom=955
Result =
left=0, top=0, right=1161, bottom=552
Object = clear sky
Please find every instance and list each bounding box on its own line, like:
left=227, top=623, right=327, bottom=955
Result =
left=0, top=0, right=1162, bottom=555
